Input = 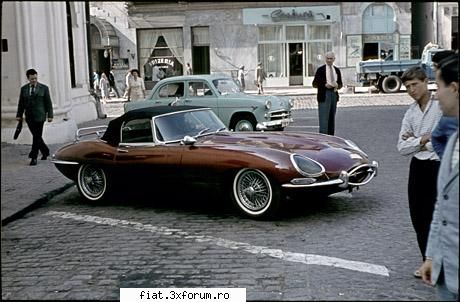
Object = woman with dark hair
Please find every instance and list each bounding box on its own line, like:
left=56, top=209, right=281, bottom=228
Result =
left=127, top=69, right=146, bottom=102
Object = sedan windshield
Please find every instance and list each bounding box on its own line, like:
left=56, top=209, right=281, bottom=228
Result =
left=154, top=109, right=227, bottom=142
left=212, top=79, right=241, bottom=95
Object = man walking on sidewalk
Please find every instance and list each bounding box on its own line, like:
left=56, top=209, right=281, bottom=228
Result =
left=16, top=68, right=53, bottom=166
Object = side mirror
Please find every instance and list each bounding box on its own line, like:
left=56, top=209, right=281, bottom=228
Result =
left=181, top=135, right=196, bottom=145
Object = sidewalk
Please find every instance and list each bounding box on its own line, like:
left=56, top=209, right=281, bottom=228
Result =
left=1, top=88, right=414, bottom=225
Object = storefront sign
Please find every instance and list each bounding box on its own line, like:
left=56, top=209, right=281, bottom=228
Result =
left=243, top=6, right=340, bottom=24
left=363, top=34, right=394, bottom=43
left=399, top=35, right=411, bottom=60
left=346, top=35, right=362, bottom=67
left=267, top=9, right=328, bottom=22
left=112, top=58, right=129, bottom=69
left=150, top=58, right=175, bottom=68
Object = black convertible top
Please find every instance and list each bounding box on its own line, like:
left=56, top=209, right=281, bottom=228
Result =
left=101, top=105, right=207, bottom=145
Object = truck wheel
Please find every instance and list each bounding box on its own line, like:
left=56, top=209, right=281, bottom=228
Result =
left=382, top=75, right=402, bottom=93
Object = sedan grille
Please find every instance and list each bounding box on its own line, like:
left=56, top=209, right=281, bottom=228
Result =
left=268, top=109, right=291, bottom=121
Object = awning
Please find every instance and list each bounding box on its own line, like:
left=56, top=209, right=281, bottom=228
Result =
left=90, top=16, right=119, bottom=48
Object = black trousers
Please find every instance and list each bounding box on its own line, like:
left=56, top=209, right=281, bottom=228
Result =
left=26, top=120, right=49, bottom=159
left=408, top=157, right=440, bottom=261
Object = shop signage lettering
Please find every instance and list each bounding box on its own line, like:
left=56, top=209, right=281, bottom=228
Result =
left=112, top=58, right=129, bottom=69
left=267, top=9, right=328, bottom=22
left=151, top=58, right=175, bottom=67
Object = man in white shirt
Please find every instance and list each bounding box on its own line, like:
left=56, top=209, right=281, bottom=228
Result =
left=397, top=66, right=443, bottom=279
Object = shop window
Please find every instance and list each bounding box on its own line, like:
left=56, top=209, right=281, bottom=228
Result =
left=258, top=26, right=283, bottom=41
left=286, top=26, right=305, bottom=41
left=362, top=4, right=395, bottom=33
left=307, top=42, right=332, bottom=77
left=138, top=29, right=184, bottom=85
left=257, top=24, right=332, bottom=81
left=362, top=42, right=393, bottom=61
left=307, top=25, right=331, bottom=40
left=258, top=43, right=286, bottom=78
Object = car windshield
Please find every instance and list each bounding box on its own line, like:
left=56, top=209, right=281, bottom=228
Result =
left=212, top=79, right=241, bottom=95
left=154, top=109, right=227, bottom=142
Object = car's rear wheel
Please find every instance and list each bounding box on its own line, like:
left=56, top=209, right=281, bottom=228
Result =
left=77, top=164, right=109, bottom=201
left=232, top=168, right=280, bottom=219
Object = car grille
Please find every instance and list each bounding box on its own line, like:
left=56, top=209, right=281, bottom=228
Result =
left=268, top=109, right=291, bottom=121
left=348, top=164, right=376, bottom=186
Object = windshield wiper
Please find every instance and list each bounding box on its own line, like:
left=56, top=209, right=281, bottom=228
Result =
left=215, top=127, right=227, bottom=133
left=195, top=128, right=210, bottom=137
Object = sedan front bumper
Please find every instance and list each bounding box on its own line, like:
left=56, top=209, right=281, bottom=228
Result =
left=282, top=161, right=379, bottom=189
left=257, top=117, right=294, bottom=130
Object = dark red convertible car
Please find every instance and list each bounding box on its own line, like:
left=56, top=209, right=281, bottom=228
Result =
left=52, top=106, right=378, bottom=219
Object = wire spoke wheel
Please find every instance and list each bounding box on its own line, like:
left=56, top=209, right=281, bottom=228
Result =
left=233, top=168, right=279, bottom=218
left=77, top=164, right=107, bottom=201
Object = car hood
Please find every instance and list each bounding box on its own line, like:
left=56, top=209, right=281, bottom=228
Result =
left=200, top=131, right=369, bottom=165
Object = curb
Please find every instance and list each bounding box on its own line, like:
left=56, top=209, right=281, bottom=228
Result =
left=1, top=182, right=75, bottom=226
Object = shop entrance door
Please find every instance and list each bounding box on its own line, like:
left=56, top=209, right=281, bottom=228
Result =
left=192, top=46, right=210, bottom=75
left=289, top=43, right=303, bottom=86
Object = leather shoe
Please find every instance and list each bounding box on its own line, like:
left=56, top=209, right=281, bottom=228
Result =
left=413, top=270, right=421, bottom=278
left=29, top=158, right=37, bottom=166
left=41, top=155, right=48, bottom=160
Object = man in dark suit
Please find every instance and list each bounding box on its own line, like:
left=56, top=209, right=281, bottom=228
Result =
left=16, top=69, right=53, bottom=166
left=312, top=51, right=343, bottom=135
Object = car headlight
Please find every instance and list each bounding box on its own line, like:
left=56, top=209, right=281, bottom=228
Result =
left=288, top=98, right=294, bottom=108
left=265, top=100, right=271, bottom=110
left=291, top=154, right=325, bottom=177
left=345, top=139, right=368, bottom=157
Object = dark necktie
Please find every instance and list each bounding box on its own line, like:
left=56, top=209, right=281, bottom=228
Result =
left=30, top=85, right=35, bottom=96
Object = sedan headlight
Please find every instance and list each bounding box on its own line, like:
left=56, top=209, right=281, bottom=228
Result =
left=288, top=98, right=294, bottom=108
left=265, top=100, right=271, bottom=110
left=291, top=154, right=325, bottom=177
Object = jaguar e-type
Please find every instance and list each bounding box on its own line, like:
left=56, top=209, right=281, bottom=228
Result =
left=52, top=106, right=378, bottom=219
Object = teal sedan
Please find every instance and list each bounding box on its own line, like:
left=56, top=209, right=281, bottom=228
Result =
left=124, top=75, right=294, bottom=131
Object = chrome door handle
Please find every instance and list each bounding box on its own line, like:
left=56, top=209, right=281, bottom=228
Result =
left=117, top=148, right=129, bottom=153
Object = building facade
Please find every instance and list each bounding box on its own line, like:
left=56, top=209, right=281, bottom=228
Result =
left=1, top=1, right=98, bottom=144
left=90, top=2, right=458, bottom=92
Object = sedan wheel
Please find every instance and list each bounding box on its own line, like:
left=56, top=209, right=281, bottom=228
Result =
left=77, top=164, right=108, bottom=201
left=232, top=168, right=280, bottom=219
left=234, top=119, right=255, bottom=131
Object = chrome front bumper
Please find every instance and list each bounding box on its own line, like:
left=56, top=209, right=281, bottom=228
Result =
left=282, top=161, right=379, bottom=189
left=257, top=117, right=294, bottom=130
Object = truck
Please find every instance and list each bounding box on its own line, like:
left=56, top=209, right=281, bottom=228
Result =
left=356, top=43, right=445, bottom=93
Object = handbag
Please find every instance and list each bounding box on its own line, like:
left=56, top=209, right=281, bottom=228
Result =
left=13, top=120, right=23, bottom=140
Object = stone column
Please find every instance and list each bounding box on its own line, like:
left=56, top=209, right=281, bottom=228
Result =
left=1, top=2, right=97, bottom=145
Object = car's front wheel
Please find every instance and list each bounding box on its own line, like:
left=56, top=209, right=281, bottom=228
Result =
left=231, top=115, right=256, bottom=131
left=232, top=168, right=280, bottom=219
left=77, top=164, right=109, bottom=201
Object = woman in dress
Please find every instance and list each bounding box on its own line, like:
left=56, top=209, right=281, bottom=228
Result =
left=99, top=72, right=110, bottom=102
left=127, top=69, right=146, bottom=102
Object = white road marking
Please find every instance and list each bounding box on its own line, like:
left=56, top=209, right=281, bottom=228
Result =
left=287, top=125, right=319, bottom=128
left=45, top=211, right=389, bottom=277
